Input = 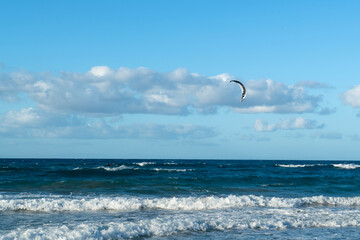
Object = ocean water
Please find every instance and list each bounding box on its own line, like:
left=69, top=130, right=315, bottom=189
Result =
left=1, top=159, right=360, bottom=239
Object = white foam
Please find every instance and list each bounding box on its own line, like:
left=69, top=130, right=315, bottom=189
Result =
left=96, top=165, right=134, bottom=171
left=2, top=207, right=360, bottom=239
left=333, top=164, right=360, bottom=169
left=152, top=168, right=190, bottom=172
left=135, top=162, right=155, bottom=167
left=277, top=164, right=318, bottom=168
left=72, top=165, right=135, bottom=171
left=2, top=195, right=360, bottom=213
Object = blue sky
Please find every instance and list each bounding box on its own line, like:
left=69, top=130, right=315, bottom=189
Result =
left=1, top=0, right=360, bottom=160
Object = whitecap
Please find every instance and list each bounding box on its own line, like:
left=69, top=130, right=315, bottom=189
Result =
left=164, top=162, right=178, bottom=165
left=333, top=164, right=360, bottom=169
left=151, top=168, right=192, bottom=172
left=135, top=162, right=155, bottom=167
left=277, top=164, right=320, bottom=168
left=96, top=165, right=134, bottom=171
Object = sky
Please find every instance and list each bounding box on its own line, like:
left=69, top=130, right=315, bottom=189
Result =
left=1, top=0, right=360, bottom=160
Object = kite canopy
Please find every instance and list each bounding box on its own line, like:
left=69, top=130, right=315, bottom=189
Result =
left=230, top=80, right=246, bottom=102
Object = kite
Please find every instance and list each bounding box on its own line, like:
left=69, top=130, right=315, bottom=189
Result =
left=230, top=80, right=246, bottom=102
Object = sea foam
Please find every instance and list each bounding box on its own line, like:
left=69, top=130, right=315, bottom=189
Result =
left=1, top=206, right=360, bottom=239
left=277, top=164, right=320, bottom=168
left=1, top=195, right=360, bottom=213
left=96, top=165, right=135, bottom=171
left=333, top=164, right=360, bottom=169
left=135, top=162, right=155, bottom=167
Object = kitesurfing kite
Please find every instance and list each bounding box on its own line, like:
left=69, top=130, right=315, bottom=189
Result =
left=230, top=80, right=246, bottom=102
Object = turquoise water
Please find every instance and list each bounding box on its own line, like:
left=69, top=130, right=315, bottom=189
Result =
left=1, top=159, right=360, bottom=239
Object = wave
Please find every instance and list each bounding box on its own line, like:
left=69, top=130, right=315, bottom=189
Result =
left=333, top=164, right=360, bottom=169
left=164, top=162, right=179, bottom=165
left=277, top=163, right=360, bottom=170
left=135, top=162, right=155, bottom=167
left=277, top=164, right=322, bottom=168
left=2, top=206, right=360, bottom=239
left=152, top=168, right=192, bottom=172
left=72, top=165, right=136, bottom=171
left=96, top=165, right=135, bottom=171
left=72, top=165, right=191, bottom=172
left=1, top=195, right=360, bottom=213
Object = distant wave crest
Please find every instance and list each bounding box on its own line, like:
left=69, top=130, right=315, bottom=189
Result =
left=96, top=165, right=135, bottom=171
left=333, top=164, right=360, bottom=169
left=135, top=162, right=155, bottom=167
left=277, top=164, right=318, bottom=168
left=278, top=163, right=360, bottom=169
left=73, top=165, right=191, bottom=172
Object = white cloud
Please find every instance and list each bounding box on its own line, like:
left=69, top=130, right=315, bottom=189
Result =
left=209, top=73, right=234, bottom=82
left=341, top=85, right=360, bottom=108
left=1, top=107, right=42, bottom=128
left=0, top=67, right=332, bottom=141
left=254, top=120, right=276, bottom=132
left=0, top=66, right=323, bottom=116
left=89, top=66, right=114, bottom=77
left=0, top=107, right=84, bottom=138
left=254, top=117, right=324, bottom=132
left=233, top=79, right=321, bottom=114
left=0, top=66, right=321, bottom=115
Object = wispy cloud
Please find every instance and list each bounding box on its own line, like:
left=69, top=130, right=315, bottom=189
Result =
left=318, top=132, right=343, bottom=140
left=294, top=81, right=333, bottom=89
left=238, top=134, right=271, bottom=142
left=254, top=117, right=324, bottom=132
left=318, top=107, right=336, bottom=115
left=0, top=107, right=217, bottom=139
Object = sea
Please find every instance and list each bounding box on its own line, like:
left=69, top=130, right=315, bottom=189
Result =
left=1, top=159, right=360, bottom=239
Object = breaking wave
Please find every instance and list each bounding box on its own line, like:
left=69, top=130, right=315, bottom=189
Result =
left=72, top=165, right=191, bottom=172
left=333, top=164, right=360, bottom=169
left=96, top=165, right=135, bottom=171
left=277, top=163, right=360, bottom=170
left=1, top=205, right=360, bottom=239
left=278, top=164, right=315, bottom=168
left=1, top=195, right=360, bottom=213
left=135, top=162, right=155, bottom=167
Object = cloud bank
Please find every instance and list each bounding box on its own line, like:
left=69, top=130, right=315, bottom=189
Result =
left=0, top=66, right=327, bottom=139
left=1, top=66, right=323, bottom=115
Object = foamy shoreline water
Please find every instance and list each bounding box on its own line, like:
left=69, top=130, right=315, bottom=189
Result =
left=1, top=198, right=360, bottom=239
left=1, top=159, right=360, bottom=239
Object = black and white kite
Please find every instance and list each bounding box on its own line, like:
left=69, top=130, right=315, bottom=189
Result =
left=230, top=80, right=246, bottom=102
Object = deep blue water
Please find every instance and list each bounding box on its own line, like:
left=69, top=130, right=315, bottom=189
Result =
left=1, top=159, right=360, bottom=239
